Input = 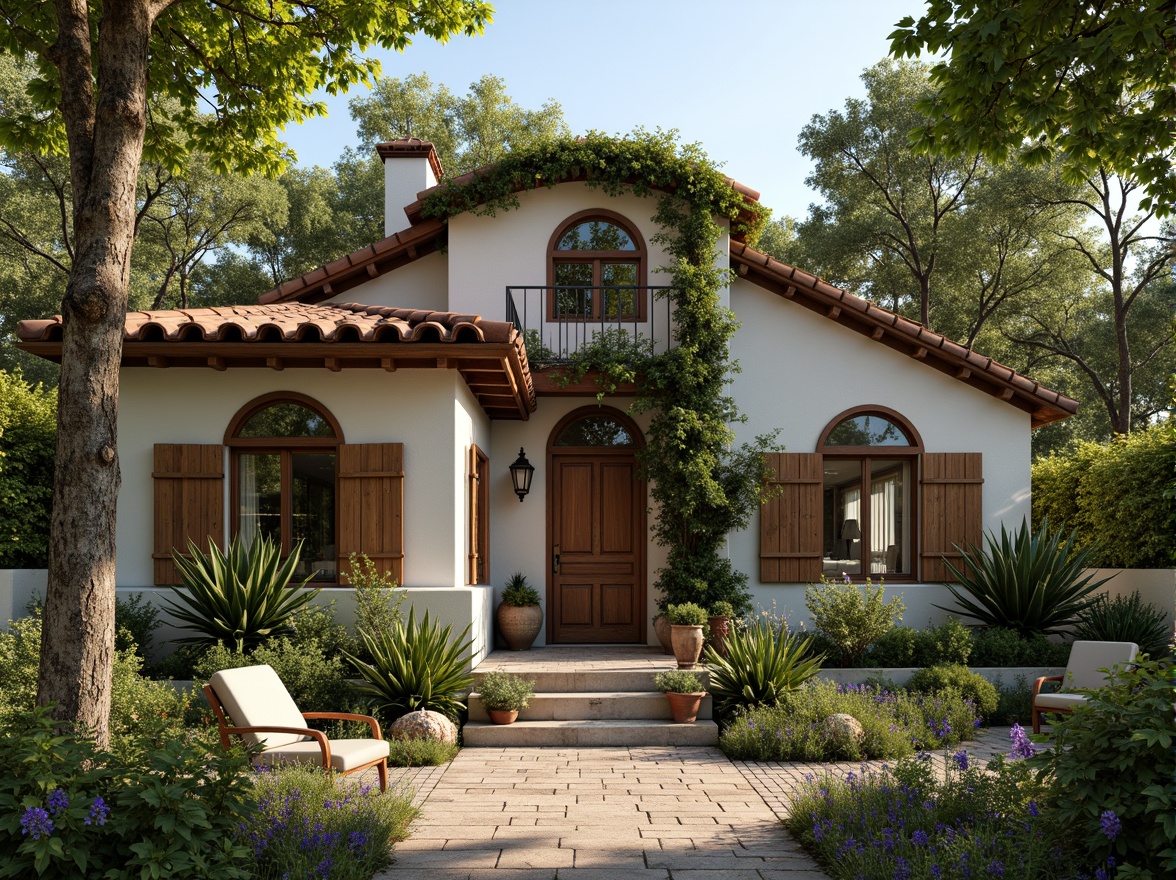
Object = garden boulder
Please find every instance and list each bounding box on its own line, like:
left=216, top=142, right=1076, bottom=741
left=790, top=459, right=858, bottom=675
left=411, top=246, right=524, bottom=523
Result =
left=389, top=709, right=458, bottom=744
left=821, top=713, right=865, bottom=745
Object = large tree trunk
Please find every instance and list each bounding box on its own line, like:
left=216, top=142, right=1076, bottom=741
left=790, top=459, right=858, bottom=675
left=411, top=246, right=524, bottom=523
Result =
left=37, top=0, right=156, bottom=748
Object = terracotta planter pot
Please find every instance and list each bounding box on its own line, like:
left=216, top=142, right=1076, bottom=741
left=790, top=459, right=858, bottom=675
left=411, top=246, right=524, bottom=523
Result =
left=487, top=708, right=519, bottom=725
left=670, top=624, right=704, bottom=669
left=707, top=615, right=730, bottom=658
left=664, top=691, right=704, bottom=724
left=497, top=602, right=542, bottom=650
left=653, top=614, right=674, bottom=654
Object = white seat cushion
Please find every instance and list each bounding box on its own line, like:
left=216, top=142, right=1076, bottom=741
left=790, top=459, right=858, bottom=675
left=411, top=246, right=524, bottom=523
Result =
left=1034, top=692, right=1088, bottom=712
left=1062, top=640, right=1138, bottom=691
left=257, top=738, right=390, bottom=772
left=210, top=664, right=310, bottom=749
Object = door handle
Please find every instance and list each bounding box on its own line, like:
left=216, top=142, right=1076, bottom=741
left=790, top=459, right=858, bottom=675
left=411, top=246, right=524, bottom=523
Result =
left=552, top=544, right=560, bottom=574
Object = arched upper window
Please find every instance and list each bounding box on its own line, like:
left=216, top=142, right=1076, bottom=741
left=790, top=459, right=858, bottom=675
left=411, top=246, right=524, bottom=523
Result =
left=818, top=407, right=921, bottom=581
left=547, top=209, right=647, bottom=321
left=226, top=393, right=342, bottom=584
left=553, top=413, right=640, bottom=448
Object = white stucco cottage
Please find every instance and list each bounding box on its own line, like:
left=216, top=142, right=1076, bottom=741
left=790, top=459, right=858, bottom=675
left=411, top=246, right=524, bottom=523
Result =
left=16, top=138, right=1077, bottom=664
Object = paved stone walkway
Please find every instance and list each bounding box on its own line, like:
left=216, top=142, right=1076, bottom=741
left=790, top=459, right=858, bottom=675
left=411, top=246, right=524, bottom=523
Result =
left=375, top=727, right=1019, bottom=880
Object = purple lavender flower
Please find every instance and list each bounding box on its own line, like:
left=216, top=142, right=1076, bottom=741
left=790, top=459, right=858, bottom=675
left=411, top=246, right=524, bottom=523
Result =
left=46, top=788, right=69, bottom=815
left=931, top=866, right=943, bottom=879
left=953, top=750, right=969, bottom=771
left=20, top=806, right=54, bottom=840
left=912, top=830, right=929, bottom=846
left=974, top=717, right=983, bottom=728
left=86, top=797, right=109, bottom=827
left=1027, top=800, right=1039, bottom=818
left=1099, top=810, right=1121, bottom=841
left=1008, top=723, right=1036, bottom=760
left=987, top=860, right=1005, bottom=876
left=1095, top=870, right=1108, bottom=880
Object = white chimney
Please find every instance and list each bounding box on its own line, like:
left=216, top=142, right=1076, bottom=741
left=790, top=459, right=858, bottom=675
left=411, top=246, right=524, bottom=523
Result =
left=377, top=139, right=442, bottom=238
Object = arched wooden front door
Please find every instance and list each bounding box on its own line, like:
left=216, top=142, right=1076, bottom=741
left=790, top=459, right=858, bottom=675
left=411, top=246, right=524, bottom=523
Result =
left=547, top=407, right=646, bottom=644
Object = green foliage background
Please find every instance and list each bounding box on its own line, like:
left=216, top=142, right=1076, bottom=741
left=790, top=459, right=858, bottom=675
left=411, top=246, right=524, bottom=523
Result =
left=0, top=371, right=55, bottom=567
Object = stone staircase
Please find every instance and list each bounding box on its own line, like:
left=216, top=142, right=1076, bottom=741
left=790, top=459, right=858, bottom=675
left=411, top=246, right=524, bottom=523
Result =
left=462, top=646, right=719, bottom=747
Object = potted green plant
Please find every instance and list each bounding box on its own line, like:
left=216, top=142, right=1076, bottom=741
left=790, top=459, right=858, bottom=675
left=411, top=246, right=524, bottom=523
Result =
left=665, top=602, right=709, bottom=669
left=653, top=669, right=706, bottom=723
left=478, top=670, right=535, bottom=724
left=496, top=572, right=542, bottom=650
left=708, top=600, right=734, bottom=658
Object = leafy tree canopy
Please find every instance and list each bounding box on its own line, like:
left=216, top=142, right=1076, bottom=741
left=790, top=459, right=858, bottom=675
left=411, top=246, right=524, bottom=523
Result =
left=890, top=1, right=1176, bottom=215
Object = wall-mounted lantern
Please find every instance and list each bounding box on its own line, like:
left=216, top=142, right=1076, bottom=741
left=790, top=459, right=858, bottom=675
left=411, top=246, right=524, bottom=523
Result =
left=509, top=448, right=535, bottom=502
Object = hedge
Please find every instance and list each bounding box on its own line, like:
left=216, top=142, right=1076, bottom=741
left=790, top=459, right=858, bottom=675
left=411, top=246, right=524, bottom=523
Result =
left=0, top=371, right=56, bottom=568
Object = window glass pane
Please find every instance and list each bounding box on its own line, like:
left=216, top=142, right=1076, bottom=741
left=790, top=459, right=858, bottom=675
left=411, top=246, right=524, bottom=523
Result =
left=239, top=403, right=334, bottom=438
left=602, top=263, right=640, bottom=319
left=292, top=453, right=336, bottom=583
left=556, top=221, right=636, bottom=251
left=238, top=453, right=281, bottom=548
left=823, top=460, right=863, bottom=576
left=554, top=415, right=636, bottom=447
left=825, top=415, right=911, bottom=447
left=870, top=459, right=909, bottom=575
left=554, top=262, right=594, bottom=318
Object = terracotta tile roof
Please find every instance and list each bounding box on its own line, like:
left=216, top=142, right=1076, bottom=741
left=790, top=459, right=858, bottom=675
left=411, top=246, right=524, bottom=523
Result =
left=729, top=241, right=1078, bottom=429
left=375, top=138, right=444, bottom=181
left=17, top=302, right=535, bottom=420
left=257, top=219, right=446, bottom=305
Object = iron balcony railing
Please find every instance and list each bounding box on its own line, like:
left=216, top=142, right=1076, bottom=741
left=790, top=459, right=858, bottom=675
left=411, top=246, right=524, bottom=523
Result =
left=506, top=285, right=676, bottom=363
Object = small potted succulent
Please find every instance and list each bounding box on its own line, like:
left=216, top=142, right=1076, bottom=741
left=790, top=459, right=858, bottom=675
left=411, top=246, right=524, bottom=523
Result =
left=708, top=600, right=734, bottom=658
left=665, top=601, right=709, bottom=669
left=654, top=669, right=706, bottom=724
left=496, top=572, right=542, bottom=650
left=478, top=670, right=535, bottom=724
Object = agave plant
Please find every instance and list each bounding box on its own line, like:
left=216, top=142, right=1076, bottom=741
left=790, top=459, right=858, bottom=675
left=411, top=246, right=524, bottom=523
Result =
left=347, top=607, right=473, bottom=721
left=1074, top=591, right=1172, bottom=657
left=938, top=520, right=1112, bottom=637
left=163, top=535, right=317, bottom=653
left=704, top=617, right=824, bottom=718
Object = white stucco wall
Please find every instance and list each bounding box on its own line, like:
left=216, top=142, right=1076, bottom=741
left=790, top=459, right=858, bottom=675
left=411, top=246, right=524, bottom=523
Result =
left=727, top=278, right=1033, bottom=630
left=327, top=250, right=448, bottom=313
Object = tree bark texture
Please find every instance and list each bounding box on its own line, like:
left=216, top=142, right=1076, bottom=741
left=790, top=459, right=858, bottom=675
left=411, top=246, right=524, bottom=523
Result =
left=37, top=0, right=157, bottom=748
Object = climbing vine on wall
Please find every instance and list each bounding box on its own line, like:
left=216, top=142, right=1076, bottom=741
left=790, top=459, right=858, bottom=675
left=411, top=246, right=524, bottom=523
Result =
left=421, top=131, right=776, bottom=616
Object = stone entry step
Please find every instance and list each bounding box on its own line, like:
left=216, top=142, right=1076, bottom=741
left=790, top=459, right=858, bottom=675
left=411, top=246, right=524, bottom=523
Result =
left=462, top=718, right=720, bottom=747
left=468, top=690, right=713, bottom=722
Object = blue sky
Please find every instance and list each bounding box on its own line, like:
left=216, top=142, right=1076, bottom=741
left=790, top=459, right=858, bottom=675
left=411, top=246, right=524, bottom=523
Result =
left=280, top=0, right=923, bottom=221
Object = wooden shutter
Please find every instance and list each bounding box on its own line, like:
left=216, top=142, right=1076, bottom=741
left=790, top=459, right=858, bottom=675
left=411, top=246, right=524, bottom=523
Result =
left=760, top=452, right=823, bottom=583
left=467, top=445, right=489, bottom=585
left=153, top=444, right=224, bottom=586
left=338, top=443, right=404, bottom=585
left=920, top=452, right=983, bottom=582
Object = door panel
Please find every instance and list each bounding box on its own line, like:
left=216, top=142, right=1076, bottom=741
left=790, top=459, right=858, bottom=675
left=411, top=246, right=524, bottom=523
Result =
left=549, top=453, right=644, bottom=643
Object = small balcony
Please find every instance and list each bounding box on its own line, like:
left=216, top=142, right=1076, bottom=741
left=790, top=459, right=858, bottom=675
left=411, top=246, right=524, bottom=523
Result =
left=506, top=286, right=676, bottom=364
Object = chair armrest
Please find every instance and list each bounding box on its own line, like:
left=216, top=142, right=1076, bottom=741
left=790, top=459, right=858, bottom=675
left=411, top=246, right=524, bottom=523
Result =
left=1032, top=674, right=1065, bottom=702
left=302, top=712, right=382, bottom=740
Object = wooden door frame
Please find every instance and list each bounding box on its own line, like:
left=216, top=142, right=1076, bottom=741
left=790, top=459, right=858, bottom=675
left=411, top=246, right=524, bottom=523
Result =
left=545, top=405, right=647, bottom=644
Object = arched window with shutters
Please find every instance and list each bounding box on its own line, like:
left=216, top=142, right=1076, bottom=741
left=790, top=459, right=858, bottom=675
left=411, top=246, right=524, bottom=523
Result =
left=547, top=209, right=647, bottom=321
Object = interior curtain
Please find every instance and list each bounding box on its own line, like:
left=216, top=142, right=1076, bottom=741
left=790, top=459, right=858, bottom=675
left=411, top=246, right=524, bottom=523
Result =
left=239, top=453, right=258, bottom=547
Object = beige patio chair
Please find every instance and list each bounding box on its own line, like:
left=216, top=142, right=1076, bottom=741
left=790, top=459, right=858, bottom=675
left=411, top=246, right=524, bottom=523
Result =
left=203, top=664, right=389, bottom=791
left=1031, top=640, right=1138, bottom=734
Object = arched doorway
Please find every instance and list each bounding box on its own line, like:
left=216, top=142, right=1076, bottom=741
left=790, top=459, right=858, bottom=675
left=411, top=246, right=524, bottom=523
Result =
left=546, top=406, right=646, bottom=643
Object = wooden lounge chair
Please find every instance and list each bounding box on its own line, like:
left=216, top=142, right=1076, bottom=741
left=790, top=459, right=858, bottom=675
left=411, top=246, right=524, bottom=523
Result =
left=203, top=664, right=389, bottom=791
left=1031, top=640, right=1138, bottom=734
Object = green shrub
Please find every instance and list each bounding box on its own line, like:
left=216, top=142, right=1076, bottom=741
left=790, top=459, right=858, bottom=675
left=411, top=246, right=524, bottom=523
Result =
left=705, top=617, right=823, bottom=717
left=918, top=617, right=973, bottom=666
left=1032, top=423, right=1176, bottom=568
left=241, top=764, right=416, bottom=879
left=940, top=519, right=1111, bottom=637
left=719, top=679, right=980, bottom=762
left=653, top=669, right=705, bottom=694
left=342, top=552, right=405, bottom=644
left=287, top=600, right=357, bottom=660
left=988, top=673, right=1035, bottom=726
left=193, top=637, right=356, bottom=716
left=1041, top=656, right=1176, bottom=877
left=501, top=572, right=540, bottom=607
left=709, top=600, right=735, bottom=618
left=163, top=534, right=318, bottom=653
left=864, top=625, right=919, bottom=667
left=0, top=707, right=255, bottom=880
left=386, top=737, right=459, bottom=767
left=905, top=663, right=999, bottom=720
left=664, top=601, right=709, bottom=626
left=477, top=671, right=535, bottom=711
left=805, top=575, right=904, bottom=666
left=1073, top=590, right=1171, bottom=658
left=113, top=593, right=162, bottom=660
left=349, top=607, right=473, bottom=722
left=0, top=370, right=56, bottom=569
left=970, top=626, right=1071, bottom=666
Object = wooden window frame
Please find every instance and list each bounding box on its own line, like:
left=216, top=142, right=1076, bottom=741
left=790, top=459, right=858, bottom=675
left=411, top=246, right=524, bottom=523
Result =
left=546, top=208, right=647, bottom=322
left=468, top=444, right=490, bottom=585
left=225, top=392, right=343, bottom=584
